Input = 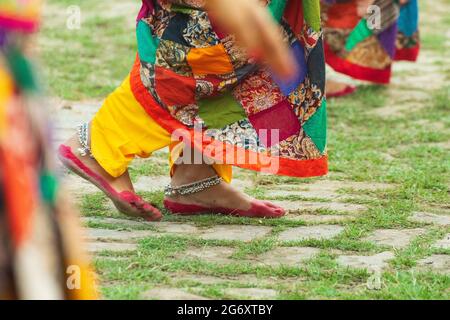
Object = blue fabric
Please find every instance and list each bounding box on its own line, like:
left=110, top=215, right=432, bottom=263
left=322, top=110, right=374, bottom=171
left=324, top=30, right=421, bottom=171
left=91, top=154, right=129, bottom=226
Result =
left=398, top=0, right=419, bottom=37
left=272, top=40, right=307, bottom=96
left=161, top=13, right=190, bottom=47
left=307, top=37, right=325, bottom=93
left=377, top=22, right=398, bottom=58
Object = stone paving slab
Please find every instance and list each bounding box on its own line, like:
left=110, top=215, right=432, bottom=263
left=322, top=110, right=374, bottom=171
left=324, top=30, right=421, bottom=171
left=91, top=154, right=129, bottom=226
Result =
left=254, top=247, right=320, bottom=267
left=432, top=234, right=450, bottom=250
left=82, top=217, right=153, bottom=228
left=177, top=246, right=236, bottom=264
left=86, top=242, right=137, bottom=253
left=392, top=62, right=441, bottom=74
left=142, top=288, right=209, bottom=300
left=50, top=101, right=99, bottom=145
left=155, top=222, right=201, bottom=236
left=430, top=141, right=450, bottom=150
left=84, top=217, right=201, bottom=236
left=223, top=288, right=278, bottom=300
left=373, top=102, right=427, bottom=119
left=94, top=256, right=129, bottom=262
left=272, top=200, right=366, bottom=214
left=199, top=225, right=272, bottom=242
left=266, top=180, right=393, bottom=200
left=413, top=119, right=447, bottom=131
left=408, top=212, right=450, bottom=226
left=337, top=252, right=395, bottom=271
left=84, top=218, right=271, bottom=242
left=85, top=228, right=158, bottom=242
left=277, top=180, right=394, bottom=192
left=172, top=274, right=248, bottom=285
left=285, top=214, right=356, bottom=223
left=278, top=225, right=345, bottom=242
left=362, top=228, right=427, bottom=249
left=326, top=180, right=394, bottom=191
left=416, top=255, right=450, bottom=274
left=266, top=189, right=342, bottom=200
left=171, top=274, right=298, bottom=286
left=393, top=72, right=446, bottom=91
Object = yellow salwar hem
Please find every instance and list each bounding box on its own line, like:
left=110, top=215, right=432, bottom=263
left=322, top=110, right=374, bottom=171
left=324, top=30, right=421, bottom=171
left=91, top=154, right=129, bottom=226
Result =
left=90, top=75, right=232, bottom=183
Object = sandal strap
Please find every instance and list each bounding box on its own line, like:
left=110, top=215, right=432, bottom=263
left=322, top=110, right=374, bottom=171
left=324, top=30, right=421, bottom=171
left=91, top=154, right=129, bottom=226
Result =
left=164, top=175, right=222, bottom=197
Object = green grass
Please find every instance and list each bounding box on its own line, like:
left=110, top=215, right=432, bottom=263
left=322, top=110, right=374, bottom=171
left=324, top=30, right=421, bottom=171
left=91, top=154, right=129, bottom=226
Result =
left=42, top=0, right=450, bottom=300
left=129, top=162, right=170, bottom=181
left=38, top=0, right=137, bottom=100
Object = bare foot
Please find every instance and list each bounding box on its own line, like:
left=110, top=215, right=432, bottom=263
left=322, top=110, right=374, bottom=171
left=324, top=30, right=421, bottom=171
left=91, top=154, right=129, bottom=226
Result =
left=58, top=134, right=162, bottom=221
left=326, top=79, right=357, bottom=98
left=164, top=163, right=285, bottom=218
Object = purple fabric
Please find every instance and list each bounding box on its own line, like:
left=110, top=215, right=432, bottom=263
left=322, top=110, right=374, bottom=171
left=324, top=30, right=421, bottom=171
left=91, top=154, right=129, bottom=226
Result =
left=272, top=40, right=307, bottom=96
left=377, top=23, right=398, bottom=58
left=0, top=30, right=7, bottom=48
left=137, top=0, right=154, bottom=22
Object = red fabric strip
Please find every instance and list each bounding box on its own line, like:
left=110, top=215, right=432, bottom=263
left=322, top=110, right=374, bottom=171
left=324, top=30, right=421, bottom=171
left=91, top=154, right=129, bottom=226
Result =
left=0, top=14, right=39, bottom=33
left=394, top=44, right=420, bottom=62
left=324, top=43, right=392, bottom=84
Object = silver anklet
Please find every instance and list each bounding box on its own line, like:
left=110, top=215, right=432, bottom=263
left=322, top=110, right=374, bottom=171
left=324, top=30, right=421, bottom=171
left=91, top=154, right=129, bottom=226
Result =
left=164, top=175, right=222, bottom=197
left=77, top=123, right=92, bottom=157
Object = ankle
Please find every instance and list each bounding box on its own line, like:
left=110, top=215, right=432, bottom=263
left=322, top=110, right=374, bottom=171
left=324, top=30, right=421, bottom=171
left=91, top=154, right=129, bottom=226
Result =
left=172, top=164, right=216, bottom=185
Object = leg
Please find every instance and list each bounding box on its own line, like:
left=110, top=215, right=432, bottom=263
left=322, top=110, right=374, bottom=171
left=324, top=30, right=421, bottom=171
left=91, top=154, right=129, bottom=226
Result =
left=58, top=136, right=161, bottom=221
left=326, top=79, right=357, bottom=98
left=58, top=75, right=171, bottom=221
left=61, top=129, right=134, bottom=193
left=164, top=147, right=285, bottom=218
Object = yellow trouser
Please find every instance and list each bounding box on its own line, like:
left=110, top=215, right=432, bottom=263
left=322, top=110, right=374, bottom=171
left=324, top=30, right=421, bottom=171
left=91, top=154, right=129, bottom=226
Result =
left=91, top=75, right=232, bottom=182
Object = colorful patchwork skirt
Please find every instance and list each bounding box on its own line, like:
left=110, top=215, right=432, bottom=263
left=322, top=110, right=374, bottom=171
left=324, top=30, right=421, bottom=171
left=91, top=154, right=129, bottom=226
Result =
left=91, top=0, right=328, bottom=179
left=322, top=0, right=420, bottom=84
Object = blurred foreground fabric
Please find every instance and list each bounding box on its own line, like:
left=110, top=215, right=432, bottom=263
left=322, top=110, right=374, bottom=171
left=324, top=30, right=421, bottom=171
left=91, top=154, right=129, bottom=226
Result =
left=0, top=0, right=97, bottom=300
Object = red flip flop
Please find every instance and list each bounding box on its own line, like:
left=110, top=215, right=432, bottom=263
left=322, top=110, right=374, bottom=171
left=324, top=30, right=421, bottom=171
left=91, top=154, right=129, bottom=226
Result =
left=327, top=85, right=357, bottom=98
left=163, top=199, right=285, bottom=219
left=58, top=145, right=162, bottom=221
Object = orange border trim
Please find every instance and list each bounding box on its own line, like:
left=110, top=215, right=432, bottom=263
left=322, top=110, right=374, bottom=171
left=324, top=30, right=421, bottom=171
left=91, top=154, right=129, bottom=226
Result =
left=394, top=44, right=420, bottom=62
